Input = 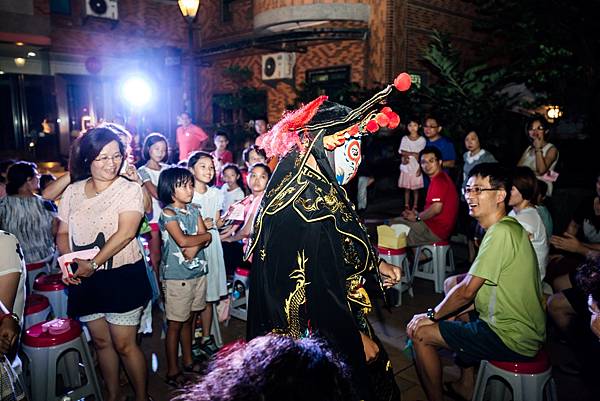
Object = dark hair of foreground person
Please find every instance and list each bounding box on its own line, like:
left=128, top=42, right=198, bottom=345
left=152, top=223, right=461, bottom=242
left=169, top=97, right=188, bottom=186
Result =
left=176, top=335, right=360, bottom=401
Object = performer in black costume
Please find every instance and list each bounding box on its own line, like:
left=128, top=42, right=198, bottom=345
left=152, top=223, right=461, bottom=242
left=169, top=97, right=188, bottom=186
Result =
left=246, top=74, right=411, bottom=400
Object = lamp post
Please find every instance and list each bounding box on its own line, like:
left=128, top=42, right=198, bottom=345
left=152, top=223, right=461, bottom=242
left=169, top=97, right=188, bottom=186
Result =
left=178, top=0, right=200, bottom=118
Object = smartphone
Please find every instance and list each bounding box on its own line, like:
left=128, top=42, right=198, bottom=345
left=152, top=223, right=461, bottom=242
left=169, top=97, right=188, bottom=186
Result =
left=68, top=261, right=79, bottom=275
left=120, top=159, right=129, bottom=175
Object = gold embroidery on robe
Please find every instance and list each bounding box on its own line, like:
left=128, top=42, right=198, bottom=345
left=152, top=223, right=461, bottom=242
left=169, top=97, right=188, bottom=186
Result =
left=346, top=276, right=372, bottom=315
left=266, top=172, right=293, bottom=199
left=295, top=185, right=352, bottom=222
left=343, top=237, right=360, bottom=268
left=273, top=251, right=310, bottom=338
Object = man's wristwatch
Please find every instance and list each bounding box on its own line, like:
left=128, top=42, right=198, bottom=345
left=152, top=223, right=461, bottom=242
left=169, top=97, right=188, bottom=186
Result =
left=426, top=308, right=438, bottom=322
left=415, top=212, right=421, bottom=222
left=89, top=259, right=99, bottom=271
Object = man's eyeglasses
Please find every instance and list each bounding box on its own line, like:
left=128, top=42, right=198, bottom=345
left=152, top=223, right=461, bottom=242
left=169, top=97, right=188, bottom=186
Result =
left=94, top=154, right=123, bottom=163
left=462, top=186, right=499, bottom=195
left=529, top=126, right=545, bottom=131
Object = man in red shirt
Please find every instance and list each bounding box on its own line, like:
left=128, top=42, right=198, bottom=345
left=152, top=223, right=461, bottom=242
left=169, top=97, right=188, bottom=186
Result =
left=392, top=146, right=458, bottom=246
left=176, top=112, right=209, bottom=161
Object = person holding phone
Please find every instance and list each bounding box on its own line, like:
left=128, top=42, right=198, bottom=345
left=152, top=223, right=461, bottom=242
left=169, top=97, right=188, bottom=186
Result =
left=56, top=127, right=153, bottom=401
left=517, top=115, right=559, bottom=195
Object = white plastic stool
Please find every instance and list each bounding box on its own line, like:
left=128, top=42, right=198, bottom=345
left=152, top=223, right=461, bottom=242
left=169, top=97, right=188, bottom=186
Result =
left=378, top=246, right=412, bottom=306
left=412, top=241, right=454, bottom=293
left=33, top=273, right=68, bottom=318
left=24, top=294, right=53, bottom=329
left=230, top=267, right=249, bottom=321
left=472, top=350, right=557, bottom=401
left=22, top=318, right=104, bottom=401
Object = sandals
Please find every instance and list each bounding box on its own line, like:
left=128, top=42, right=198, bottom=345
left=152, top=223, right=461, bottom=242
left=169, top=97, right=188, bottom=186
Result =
left=165, top=372, right=191, bottom=388
left=183, top=361, right=205, bottom=375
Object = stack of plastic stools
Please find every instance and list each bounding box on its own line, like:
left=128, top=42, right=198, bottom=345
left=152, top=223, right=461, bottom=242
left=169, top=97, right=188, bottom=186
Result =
left=412, top=241, right=455, bottom=293
left=472, top=349, right=557, bottom=401
left=24, top=294, right=53, bottom=330
left=22, top=318, right=103, bottom=401
left=230, top=267, right=249, bottom=321
left=378, top=246, right=412, bottom=306
left=33, top=273, right=68, bottom=317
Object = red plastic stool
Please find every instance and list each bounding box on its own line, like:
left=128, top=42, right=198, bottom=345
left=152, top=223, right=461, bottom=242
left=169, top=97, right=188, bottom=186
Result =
left=472, top=349, right=557, bottom=401
left=33, top=273, right=68, bottom=318
left=26, top=260, right=49, bottom=293
left=21, top=319, right=103, bottom=401
left=24, top=294, right=52, bottom=330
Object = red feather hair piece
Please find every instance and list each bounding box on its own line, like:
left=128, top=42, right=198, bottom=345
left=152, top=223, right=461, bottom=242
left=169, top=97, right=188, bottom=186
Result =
left=256, top=96, right=328, bottom=158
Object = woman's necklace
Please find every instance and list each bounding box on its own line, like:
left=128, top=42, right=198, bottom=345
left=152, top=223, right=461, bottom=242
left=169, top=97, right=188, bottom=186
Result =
left=90, top=178, right=115, bottom=196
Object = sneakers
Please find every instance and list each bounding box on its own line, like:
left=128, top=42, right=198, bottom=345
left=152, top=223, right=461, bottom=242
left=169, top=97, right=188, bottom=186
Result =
left=194, top=336, right=219, bottom=359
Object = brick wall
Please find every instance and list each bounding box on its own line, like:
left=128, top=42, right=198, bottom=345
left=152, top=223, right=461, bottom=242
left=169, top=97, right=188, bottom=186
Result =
left=199, top=0, right=254, bottom=43
left=404, top=0, right=484, bottom=78
left=197, top=0, right=485, bottom=124
left=198, top=38, right=366, bottom=123
left=49, top=0, right=188, bottom=56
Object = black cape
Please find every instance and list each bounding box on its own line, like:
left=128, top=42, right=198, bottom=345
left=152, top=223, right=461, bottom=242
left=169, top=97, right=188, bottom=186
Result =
left=246, top=131, right=400, bottom=401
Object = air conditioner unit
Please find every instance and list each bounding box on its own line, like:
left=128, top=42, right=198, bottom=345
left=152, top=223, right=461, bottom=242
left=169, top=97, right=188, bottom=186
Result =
left=85, top=0, right=119, bottom=21
left=261, top=52, right=296, bottom=80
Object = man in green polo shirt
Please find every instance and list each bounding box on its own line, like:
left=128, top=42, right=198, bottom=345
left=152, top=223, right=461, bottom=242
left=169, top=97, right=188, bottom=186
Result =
left=406, top=163, right=546, bottom=401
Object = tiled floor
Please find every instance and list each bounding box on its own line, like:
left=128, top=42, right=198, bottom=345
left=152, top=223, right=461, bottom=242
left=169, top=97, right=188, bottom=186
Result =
left=134, top=272, right=597, bottom=401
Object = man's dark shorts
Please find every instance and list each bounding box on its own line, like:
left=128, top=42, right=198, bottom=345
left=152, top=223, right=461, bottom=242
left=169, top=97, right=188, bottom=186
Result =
left=438, top=311, right=532, bottom=367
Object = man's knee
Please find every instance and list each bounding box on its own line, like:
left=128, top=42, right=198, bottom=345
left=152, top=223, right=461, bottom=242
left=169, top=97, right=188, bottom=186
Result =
left=413, top=324, right=446, bottom=348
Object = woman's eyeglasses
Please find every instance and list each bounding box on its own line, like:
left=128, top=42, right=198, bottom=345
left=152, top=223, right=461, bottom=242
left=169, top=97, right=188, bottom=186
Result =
left=94, top=154, right=123, bottom=163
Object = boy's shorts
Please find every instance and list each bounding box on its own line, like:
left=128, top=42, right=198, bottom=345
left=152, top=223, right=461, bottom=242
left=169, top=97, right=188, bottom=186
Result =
left=164, top=276, right=207, bottom=322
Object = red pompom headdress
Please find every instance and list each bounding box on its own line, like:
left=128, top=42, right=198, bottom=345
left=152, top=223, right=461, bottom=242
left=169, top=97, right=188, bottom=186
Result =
left=256, top=72, right=412, bottom=159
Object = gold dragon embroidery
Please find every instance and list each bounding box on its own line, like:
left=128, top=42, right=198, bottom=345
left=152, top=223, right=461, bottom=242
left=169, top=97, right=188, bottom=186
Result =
left=295, top=185, right=352, bottom=222
left=273, top=250, right=310, bottom=338
left=346, top=276, right=372, bottom=315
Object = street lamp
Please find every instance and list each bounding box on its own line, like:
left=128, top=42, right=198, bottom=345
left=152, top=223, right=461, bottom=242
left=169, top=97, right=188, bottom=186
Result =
left=178, top=0, right=200, bottom=118
left=178, top=0, right=200, bottom=23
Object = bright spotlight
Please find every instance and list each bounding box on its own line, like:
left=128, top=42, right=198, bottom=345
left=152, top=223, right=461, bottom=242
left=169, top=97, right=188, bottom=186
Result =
left=121, top=77, right=152, bottom=108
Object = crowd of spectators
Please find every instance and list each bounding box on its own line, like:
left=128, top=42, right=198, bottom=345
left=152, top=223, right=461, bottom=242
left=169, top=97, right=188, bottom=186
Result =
left=1, top=109, right=599, bottom=401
